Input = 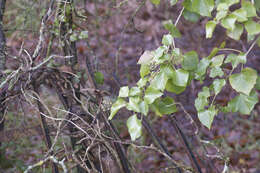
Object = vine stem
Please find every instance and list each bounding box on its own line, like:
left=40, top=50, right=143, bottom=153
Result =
left=175, top=7, right=184, bottom=26
left=245, top=36, right=259, bottom=56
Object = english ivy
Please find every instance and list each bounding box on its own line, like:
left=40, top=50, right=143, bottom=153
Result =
left=109, top=0, right=260, bottom=140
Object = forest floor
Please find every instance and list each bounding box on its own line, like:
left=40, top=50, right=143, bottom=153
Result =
left=1, top=1, right=260, bottom=173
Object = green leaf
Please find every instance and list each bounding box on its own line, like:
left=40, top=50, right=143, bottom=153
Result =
left=163, top=20, right=181, bottom=38
left=138, top=51, right=154, bottom=65
left=109, top=98, right=127, bottom=120
left=212, top=79, right=226, bottom=95
left=229, top=67, right=257, bottom=95
left=139, top=101, right=149, bottom=116
left=256, top=76, right=260, bottom=90
left=94, top=72, right=104, bottom=85
left=150, top=0, right=160, bottom=5
left=119, top=86, right=129, bottom=98
left=161, top=64, right=175, bottom=77
left=209, top=66, right=224, bottom=78
left=172, top=48, right=183, bottom=65
left=224, top=53, right=246, bottom=69
left=242, top=1, right=257, bottom=17
left=182, top=51, right=199, bottom=71
left=206, top=20, right=217, bottom=38
left=172, top=69, right=189, bottom=87
left=183, top=9, right=200, bottom=23
left=211, top=54, right=225, bottom=67
left=144, top=87, right=163, bottom=104
left=137, top=77, right=148, bottom=88
left=162, top=34, right=173, bottom=46
left=183, top=0, right=193, bottom=11
left=232, top=8, right=247, bottom=22
left=127, top=114, right=142, bottom=141
left=216, top=10, right=228, bottom=21
left=192, top=0, right=214, bottom=17
left=221, top=14, right=237, bottom=31
left=255, top=0, right=260, bottom=11
left=153, top=97, right=178, bottom=116
left=165, top=79, right=186, bottom=94
left=217, top=3, right=229, bottom=11
left=227, top=24, right=244, bottom=41
left=195, top=96, right=208, bottom=111
left=245, top=20, right=260, bottom=36
left=198, top=106, right=217, bottom=129
left=198, top=86, right=210, bottom=98
left=150, top=72, right=169, bottom=91
left=170, top=0, right=178, bottom=6
left=227, top=90, right=258, bottom=114
left=127, top=97, right=141, bottom=112
left=79, top=31, right=88, bottom=39
left=208, top=48, right=219, bottom=59
left=129, top=87, right=142, bottom=97
left=195, top=58, right=210, bottom=79
left=154, top=46, right=166, bottom=59
left=140, top=64, right=150, bottom=78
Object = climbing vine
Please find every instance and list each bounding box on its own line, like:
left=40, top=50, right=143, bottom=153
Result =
left=110, top=0, right=260, bottom=140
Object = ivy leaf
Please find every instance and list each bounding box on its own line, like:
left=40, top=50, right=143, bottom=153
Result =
left=242, top=1, right=257, bottom=17
left=221, top=14, right=237, bottom=31
left=150, top=72, right=168, bottom=91
left=138, top=51, right=154, bottom=65
left=183, top=9, right=200, bottom=23
left=140, top=64, right=150, bottom=78
left=209, top=66, right=224, bottom=78
left=226, top=90, right=258, bottom=115
left=161, top=64, right=175, bottom=77
left=139, top=101, right=149, bottom=116
left=165, top=79, right=186, bottom=94
left=227, top=24, right=244, bottom=41
left=206, top=20, right=217, bottom=38
left=109, top=98, right=127, bottom=120
left=163, top=20, right=181, bottom=38
left=129, top=87, right=141, bottom=97
left=255, top=76, right=260, bottom=90
left=182, top=51, right=199, bottom=71
left=198, top=86, right=210, bottom=98
left=195, top=97, right=208, bottom=112
left=211, top=54, right=225, bottom=67
left=162, top=34, right=173, bottom=46
left=137, top=77, right=148, bottom=88
left=154, top=46, right=166, bottom=60
left=170, top=0, right=178, bottom=6
left=232, top=8, right=247, bottom=22
left=224, top=53, right=246, bottom=69
left=172, top=69, right=189, bottom=87
left=229, top=67, right=257, bottom=95
left=212, top=79, right=226, bottom=95
left=119, top=86, right=129, bottom=98
left=150, top=0, right=160, bottom=5
left=94, top=72, right=104, bottom=85
left=192, top=0, right=214, bottom=17
left=195, top=58, right=210, bottom=79
left=144, top=87, right=163, bottom=104
left=172, top=48, right=183, bottom=65
left=152, top=97, right=178, bottom=116
left=217, top=3, right=229, bottom=11
left=245, top=20, right=260, bottom=36
left=198, top=106, right=217, bottom=129
left=127, top=97, right=141, bottom=113
left=208, top=48, right=219, bottom=59
left=216, top=10, right=228, bottom=21
left=127, top=114, right=142, bottom=141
